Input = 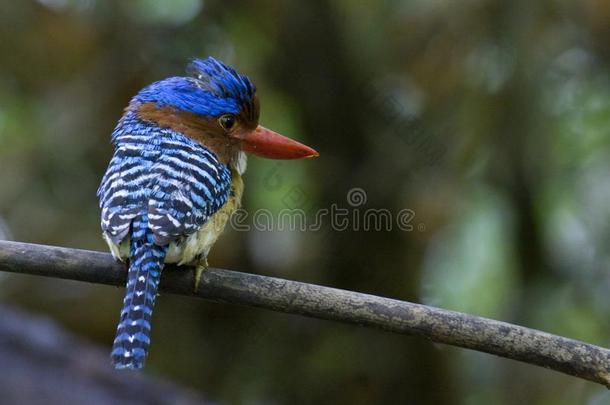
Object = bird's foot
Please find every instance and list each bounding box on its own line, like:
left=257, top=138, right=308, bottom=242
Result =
left=193, top=258, right=209, bottom=293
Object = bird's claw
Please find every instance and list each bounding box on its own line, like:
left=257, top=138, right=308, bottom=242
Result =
left=194, top=258, right=209, bottom=293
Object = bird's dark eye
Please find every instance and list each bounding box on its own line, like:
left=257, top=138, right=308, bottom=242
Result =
left=218, top=114, right=236, bottom=131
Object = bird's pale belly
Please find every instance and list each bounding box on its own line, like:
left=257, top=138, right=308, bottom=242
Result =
left=166, top=178, right=242, bottom=265
left=105, top=172, right=243, bottom=267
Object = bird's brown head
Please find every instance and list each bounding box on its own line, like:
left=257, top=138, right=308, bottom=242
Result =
left=135, top=58, right=319, bottom=163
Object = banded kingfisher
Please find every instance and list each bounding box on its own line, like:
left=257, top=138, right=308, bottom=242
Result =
left=97, top=57, right=318, bottom=369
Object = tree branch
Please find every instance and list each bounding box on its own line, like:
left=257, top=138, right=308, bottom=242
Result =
left=1, top=240, right=609, bottom=386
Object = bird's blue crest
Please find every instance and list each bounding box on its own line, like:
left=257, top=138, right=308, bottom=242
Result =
left=133, top=57, right=257, bottom=117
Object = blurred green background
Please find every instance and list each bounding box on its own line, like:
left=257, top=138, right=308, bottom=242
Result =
left=2, top=0, right=610, bottom=404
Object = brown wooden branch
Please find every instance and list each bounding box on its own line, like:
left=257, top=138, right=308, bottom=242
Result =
left=1, top=240, right=609, bottom=386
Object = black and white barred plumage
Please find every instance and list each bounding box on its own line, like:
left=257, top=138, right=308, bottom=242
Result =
left=98, top=108, right=233, bottom=369
left=97, top=57, right=315, bottom=369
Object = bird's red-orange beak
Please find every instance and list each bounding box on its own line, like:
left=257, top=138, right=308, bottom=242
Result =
left=233, top=125, right=319, bottom=159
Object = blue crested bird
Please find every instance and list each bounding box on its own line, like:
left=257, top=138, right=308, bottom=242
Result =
left=97, top=57, right=318, bottom=369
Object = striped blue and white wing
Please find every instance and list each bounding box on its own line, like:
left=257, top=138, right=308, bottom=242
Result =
left=147, top=137, right=232, bottom=245
left=98, top=114, right=232, bottom=248
left=98, top=133, right=159, bottom=245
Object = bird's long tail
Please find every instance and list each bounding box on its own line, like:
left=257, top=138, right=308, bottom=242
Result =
left=111, top=217, right=166, bottom=369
